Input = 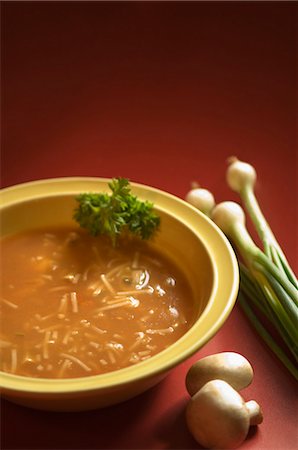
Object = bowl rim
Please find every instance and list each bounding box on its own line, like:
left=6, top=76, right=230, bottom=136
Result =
left=0, top=177, right=239, bottom=394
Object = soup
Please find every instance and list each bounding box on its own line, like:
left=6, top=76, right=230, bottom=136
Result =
left=0, top=228, right=195, bottom=378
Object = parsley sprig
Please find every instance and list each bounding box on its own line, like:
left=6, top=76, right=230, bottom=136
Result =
left=73, top=178, right=160, bottom=245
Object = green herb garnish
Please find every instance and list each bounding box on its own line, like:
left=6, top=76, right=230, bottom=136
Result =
left=73, top=178, right=160, bottom=245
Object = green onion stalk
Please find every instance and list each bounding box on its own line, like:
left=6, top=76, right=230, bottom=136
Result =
left=185, top=159, right=298, bottom=380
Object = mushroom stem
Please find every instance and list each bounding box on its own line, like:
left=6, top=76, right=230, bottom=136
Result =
left=246, top=400, right=263, bottom=426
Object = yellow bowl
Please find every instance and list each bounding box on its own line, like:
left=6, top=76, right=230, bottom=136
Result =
left=0, top=178, right=239, bottom=411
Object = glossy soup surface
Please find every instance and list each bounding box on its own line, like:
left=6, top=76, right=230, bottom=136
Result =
left=0, top=228, right=195, bottom=378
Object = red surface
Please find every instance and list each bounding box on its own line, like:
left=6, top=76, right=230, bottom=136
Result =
left=1, top=2, right=297, bottom=449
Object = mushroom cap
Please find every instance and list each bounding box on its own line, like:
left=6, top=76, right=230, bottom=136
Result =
left=186, top=352, right=253, bottom=396
left=186, top=380, right=250, bottom=449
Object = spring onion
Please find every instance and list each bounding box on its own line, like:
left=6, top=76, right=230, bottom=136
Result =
left=185, top=159, right=298, bottom=380
left=226, top=157, right=297, bottom=287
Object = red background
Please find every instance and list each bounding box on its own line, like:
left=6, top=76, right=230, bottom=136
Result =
left=1, top=2, right=297, bottom=449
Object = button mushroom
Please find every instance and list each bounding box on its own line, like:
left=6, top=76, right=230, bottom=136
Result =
left=186, top=352, right=253, bottom=396
left=186, top=379, right=263, bottom=449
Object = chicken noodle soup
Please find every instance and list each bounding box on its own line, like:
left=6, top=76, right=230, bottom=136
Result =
left=0, top=228, right=195, bottom=378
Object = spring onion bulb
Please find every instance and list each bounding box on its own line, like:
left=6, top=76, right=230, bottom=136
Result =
left=211, top=201, right=255, bottom=252
left=186, top=162, right=298, bottom=380
left=226, top=156, right=257, bottom=192
left=185, top=183, right=215, bottom=216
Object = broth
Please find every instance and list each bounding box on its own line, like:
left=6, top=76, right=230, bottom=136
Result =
left=0, top=228, right=195, bottom=378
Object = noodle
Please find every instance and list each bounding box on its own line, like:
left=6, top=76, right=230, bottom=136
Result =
left=90, top=325, right=106, bottom=335
left=116, top=288, right=153, bottom=296
left=89, top=341, right=100, bottom=349
left=58, top=294, right=68, bottom=313
left=60, top=353, right=91, bottom=372
left=100, top=274, right=115, bottom=294
left=146, top=327, right=174, bottom=335
left=62, top=328, right=72, bottom=345
left=70, top=292, right=78, bottom=313
left=1, top=298, right=18, bottom=309
left=105, top=263, right=129, bottom=279
left=10, top=349, right=17, bottom=373
left=58, top=359, right=71, bottom=377
left=95, top=300, right=131, bottom=312
left=107, top=350, right=116, bottom=364
left=42, top=331, right=51, bottom=359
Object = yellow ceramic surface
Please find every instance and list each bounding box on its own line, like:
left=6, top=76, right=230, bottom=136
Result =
left=0, top=178, right=239, bottom=411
